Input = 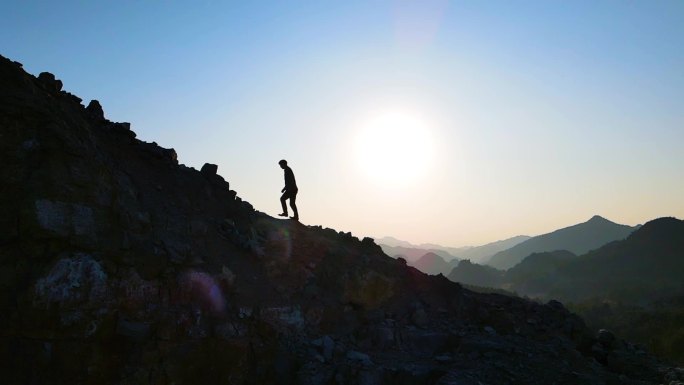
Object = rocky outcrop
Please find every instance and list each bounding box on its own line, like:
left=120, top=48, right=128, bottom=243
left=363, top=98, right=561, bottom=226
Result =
left=85, top=99, right=105, bottom=121
left=0, top=54, right=680, bottom=385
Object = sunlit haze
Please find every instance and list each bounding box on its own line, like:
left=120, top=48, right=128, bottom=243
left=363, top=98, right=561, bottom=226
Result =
left=354, top=110, right=435, bottom=187
left=2, top=1, right=682, bottom=246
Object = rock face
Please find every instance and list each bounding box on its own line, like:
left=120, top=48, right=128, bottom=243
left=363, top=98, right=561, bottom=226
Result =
left=0, top=54, right=681, bottom=385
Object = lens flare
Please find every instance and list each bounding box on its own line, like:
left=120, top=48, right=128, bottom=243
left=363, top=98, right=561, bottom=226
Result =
left=267, top=225, right=293, bottom=261
left=182, top=271, right=226, bottom=314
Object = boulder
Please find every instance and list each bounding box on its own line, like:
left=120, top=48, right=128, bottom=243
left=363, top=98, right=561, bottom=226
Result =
left=86, top=100, right=105, bottom=120
left=597, top=329, right=615, bottom=348
left=201, top=163, right=218, bottom=176
left=37, top=71, right=63, bottom=91
left=346, top=350, right=373, bottom=366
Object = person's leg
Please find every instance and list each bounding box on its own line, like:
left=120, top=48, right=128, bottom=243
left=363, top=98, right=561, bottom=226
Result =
left=290, top=191, right=298, bottom=219
left=280, top=192, right=288, bottom=215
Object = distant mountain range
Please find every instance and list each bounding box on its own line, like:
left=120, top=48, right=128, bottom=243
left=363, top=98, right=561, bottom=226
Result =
left=378, top=215, right=639, bottom=276
left=376, top=234, right=530, bottom=265
left=456, top=235, right=532, bottom=263
left=447, top=217, right=683, bottom=303
left=546, top=217, right=684, bottom=302
left=379, top=245, right=458, bottom=264
left=486, top=215, right=639, bottom=269
left=375, top=236, right=468, bottom=261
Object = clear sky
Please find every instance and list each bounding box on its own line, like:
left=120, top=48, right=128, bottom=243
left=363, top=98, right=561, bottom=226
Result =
left=2, top=1, right=683, bottom=246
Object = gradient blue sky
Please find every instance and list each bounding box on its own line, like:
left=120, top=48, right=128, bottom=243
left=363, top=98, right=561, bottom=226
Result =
left=2, top=1, right=683, bottom=245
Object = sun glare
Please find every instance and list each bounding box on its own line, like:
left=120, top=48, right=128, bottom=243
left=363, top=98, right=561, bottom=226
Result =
left=354, top=111, right=434, bottom=187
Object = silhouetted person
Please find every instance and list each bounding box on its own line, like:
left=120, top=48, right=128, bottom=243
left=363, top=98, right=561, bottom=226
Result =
left=278, top=159, right=298, bottom=220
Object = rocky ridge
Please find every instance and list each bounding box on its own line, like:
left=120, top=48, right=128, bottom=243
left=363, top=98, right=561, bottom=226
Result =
left=0, top=54, right=682, bottom=384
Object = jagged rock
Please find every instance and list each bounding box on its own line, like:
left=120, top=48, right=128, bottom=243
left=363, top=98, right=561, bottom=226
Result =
left=33, top=254, right=108, bottom=308
left=597, top=329, right=616, bottom=348
left=37, top=71, right=63, bottom=91
left=108, top=121, right=136, bottom=140
left=138, top=141, right=178, bottom=163
left=63, top=91, right=83, bottom=104
left=346, top=350, right=373, bottom=366
left=200, top=163, right=230, bottom=190
left=201, top=163, right=218, bottom=176
left=86, top=99, right=105, bottom=120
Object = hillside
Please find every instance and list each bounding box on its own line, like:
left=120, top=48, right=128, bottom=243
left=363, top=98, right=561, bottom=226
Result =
left=412, top=252, right=452, bottom=276
left=487, top=215, right=638, bottom=269
left=447, top=260, right=504, bottom=288
left=504, top=250, right=577, bottom=296
left=447, top=250, right=576, bottom=295
left=0, top=54, right=680, bottom=384
left=547, top=217, right=684, bottom=303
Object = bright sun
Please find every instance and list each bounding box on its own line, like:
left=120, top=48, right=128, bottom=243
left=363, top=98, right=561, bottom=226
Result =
left=354, top=111, right=434, bottom=186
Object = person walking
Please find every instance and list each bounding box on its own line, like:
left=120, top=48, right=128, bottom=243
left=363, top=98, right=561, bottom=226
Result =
left=278, top=159, right=299, bottom=220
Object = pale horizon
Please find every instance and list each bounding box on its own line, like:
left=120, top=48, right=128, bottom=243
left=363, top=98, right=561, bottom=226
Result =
left=2, top=1, right=683, bottom=246
left=372, top=213, right=657, bottom=249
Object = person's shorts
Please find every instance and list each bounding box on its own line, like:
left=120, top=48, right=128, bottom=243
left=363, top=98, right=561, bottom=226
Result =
left=281, top=189, right=298, bottom=199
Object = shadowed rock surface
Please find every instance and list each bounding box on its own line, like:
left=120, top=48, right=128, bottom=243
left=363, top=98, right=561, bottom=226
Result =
left=1, top=54, right=682, bottom=385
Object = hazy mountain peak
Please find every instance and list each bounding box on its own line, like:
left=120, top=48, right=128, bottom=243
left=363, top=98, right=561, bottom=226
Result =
left=420, top=251, right=444, bottom=259
left=486, top=216, right=638, bottom=269
left=378, top=234, right=531, bottom=265
left=588, top=214, right=609, bottom=222
left=412, top=252, right=451, bottom=275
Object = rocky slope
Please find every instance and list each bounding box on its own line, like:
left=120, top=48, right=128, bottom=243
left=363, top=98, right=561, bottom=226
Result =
left=1, top=54, right=682, bottom=385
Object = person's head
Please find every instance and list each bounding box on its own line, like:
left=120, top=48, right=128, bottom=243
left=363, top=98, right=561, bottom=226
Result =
left=278, top=159, right=287, bottom=169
